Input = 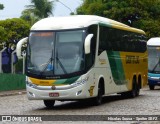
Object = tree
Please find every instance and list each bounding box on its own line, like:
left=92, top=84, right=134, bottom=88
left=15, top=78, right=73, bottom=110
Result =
left=0, top=18, right=30, bottom=73
left=77, top=0, right=105, bottom=16
left=0, top=3, right=4, bottom=10
left=20, top=9, right=39, bottom=26
left=77, top=0, right=160, bottom=37
left=0, top=18, right=30, bottom=48
left=21, top=0, right=54, bottom=23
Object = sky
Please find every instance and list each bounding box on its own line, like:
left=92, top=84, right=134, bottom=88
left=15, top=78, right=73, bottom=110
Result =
left=0, top=0, right=83, bottom=20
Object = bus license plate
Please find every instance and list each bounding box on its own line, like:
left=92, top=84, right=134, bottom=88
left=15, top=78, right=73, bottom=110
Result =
left=49, top=93, right=59, bottom=97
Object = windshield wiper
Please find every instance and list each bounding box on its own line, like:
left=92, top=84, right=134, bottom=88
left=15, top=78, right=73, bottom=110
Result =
left=40, top=50, right=68, bottom=76
left=151, top=58, right=160, bottom=73
left=40, top=50, right=54, bottom=76
left=56, top=57, right=67, bottom=74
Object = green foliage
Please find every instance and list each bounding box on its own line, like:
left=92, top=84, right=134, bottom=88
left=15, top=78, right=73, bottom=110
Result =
left=0, top=26, right=7, bottom=41
left=0, top=3, right=4, bottom=10
left=20, top=9, right=39, bottom=26
left=0, top=18, right=30, bottom=46
left=77, top=0, right=105, bottom=16
left=0, top=26, right=7, bottom=49
left=77, top=0, right=160, bottom=38
left=30, top=0, right=53, bottom=18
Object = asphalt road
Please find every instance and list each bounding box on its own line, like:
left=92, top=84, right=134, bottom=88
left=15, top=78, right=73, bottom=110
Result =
left=0, top=85, right=160, bottom=124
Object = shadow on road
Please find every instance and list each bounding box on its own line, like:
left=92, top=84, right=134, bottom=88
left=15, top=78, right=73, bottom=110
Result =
left=142, top=86, right=160, bottom=91
left=36, top=93, right=146, bottom=111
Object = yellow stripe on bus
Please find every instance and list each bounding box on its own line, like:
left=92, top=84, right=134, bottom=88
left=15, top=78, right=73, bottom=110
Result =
left=112, top=24, right=145, bottom=34
left=29, top=77, right=56, bottom=86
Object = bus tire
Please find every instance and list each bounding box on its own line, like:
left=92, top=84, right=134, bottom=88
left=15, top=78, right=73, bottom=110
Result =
left=93, top=83, right=103, bottom=106
left=44, top=100, right=55, bottom=108
left=129, top=78, right=137, bottom=98
left=149, top=85, right=155, bottom=90
left=135, top=82, right=140, bottom=96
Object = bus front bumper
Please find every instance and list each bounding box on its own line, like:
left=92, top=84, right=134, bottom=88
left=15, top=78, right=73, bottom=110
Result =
left=148, top=78, right=160, bottom=86
left=26, top=84, right=91, bottom=100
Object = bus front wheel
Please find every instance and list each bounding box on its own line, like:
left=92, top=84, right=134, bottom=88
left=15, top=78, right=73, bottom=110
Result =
left=93, top=83, right=103, bottom=106
left=43, top=100, right=55, bottom=108
left=149, top=85, right=155, bottom=90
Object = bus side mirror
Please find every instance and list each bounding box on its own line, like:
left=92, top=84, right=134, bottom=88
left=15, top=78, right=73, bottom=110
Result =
left=84, top=34, right=93, bottom=54
left=16, top=37, right=28, bottom=59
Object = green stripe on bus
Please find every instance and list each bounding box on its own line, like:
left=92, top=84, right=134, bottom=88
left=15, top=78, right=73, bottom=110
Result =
left=107, top=51, right=126, bottom=85
left=99, top=23, right=112, bottom=27
left=54, top=76, right=80, bottom=85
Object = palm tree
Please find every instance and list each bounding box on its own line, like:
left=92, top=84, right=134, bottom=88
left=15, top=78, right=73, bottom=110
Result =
left=21, top=0, right=54, bottom=25
left=25, top=0, right=54, bottom=19
left=20, top=9, right=39, bottom=25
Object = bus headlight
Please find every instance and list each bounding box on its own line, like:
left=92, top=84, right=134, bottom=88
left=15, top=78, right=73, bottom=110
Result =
left=26, top=81, right=37, bottom=88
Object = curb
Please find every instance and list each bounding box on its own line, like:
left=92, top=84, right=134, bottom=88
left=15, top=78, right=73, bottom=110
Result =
left=0, top=90, right=26, bottom=97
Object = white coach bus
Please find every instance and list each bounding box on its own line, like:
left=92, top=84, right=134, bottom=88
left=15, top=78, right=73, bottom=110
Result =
left=17, top=15, right=148, bottom=108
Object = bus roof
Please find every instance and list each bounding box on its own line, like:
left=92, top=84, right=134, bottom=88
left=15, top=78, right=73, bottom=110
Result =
left=147, top=37, right=160, bottom=46
left=31, top=15, right=145, bottom=34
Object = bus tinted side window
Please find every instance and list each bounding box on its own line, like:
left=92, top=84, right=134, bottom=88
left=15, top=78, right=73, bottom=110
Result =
left=99, top=25, right=147, bottom=53
left=99, top=26, right=114, bottom=55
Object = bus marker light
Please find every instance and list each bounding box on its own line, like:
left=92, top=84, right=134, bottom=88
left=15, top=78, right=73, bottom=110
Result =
left=76, top=90, right=82, bottom=96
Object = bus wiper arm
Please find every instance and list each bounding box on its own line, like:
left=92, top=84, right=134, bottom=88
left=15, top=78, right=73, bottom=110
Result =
left=56, top=57, right=67, bottom=74
left=151, top=58, right=160, bottom=72
left=40, top=50, right=54, bottom=75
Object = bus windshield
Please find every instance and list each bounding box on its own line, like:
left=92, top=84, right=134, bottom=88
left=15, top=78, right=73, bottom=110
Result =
left=27, top=30, right=85, bottom=77
left=148, top=46, right=160, bottom=73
